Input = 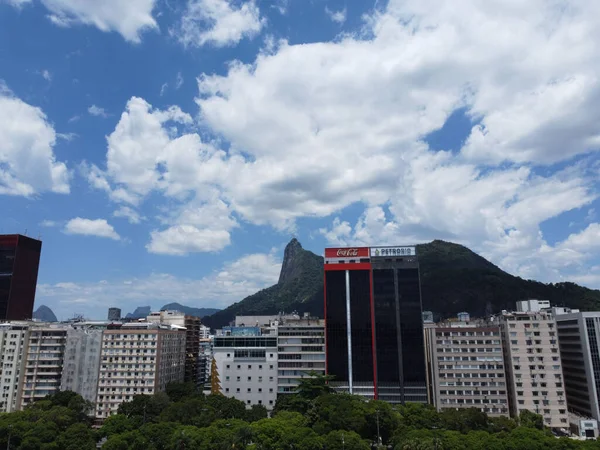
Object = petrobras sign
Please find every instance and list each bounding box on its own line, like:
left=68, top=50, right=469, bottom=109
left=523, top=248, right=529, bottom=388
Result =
left=370, top=246, right=416, bottom=257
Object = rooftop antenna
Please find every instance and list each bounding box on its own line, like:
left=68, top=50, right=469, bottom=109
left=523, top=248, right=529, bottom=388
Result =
left=24, top=228, right=28, bottom=236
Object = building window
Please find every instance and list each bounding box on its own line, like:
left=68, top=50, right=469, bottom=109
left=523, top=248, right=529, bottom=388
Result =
left=258, top=388, right=262, bottom=393
left=259, top=365, right=263, bottom=369
left=270, top=365, right=274, bottom=369
left=248, top=365, right=252, bottom=370
left=227, top=353, right=231, bottom=358
left=247, top=388, right=251, bottom=393
left=236, top=388, right=240, bottom=393
left=248, top=377, right=252, bottom=381
left=226, top=388, right=230, bottom=393
left=247, top=400, right=251, bottom=404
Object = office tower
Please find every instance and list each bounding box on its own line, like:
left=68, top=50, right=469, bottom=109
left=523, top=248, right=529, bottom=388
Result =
left=0, top=323, right=30, bottom=412
left=19, top=325, right=67, bottom=409
left=146, top=310, right=202, bottom=386
left=499, top=308, right=568, bottom=429
left=324, top=246, right=427, bottom=403
left=0, top=234, right=42, bottom=320
left=107, top=308, right=121, bottom=321
left=61, top=324, right=104, bottom=405
left=212, top=330, right=278, bottom=409
left=424, top=322, right=509, bottom=416
left=555, top=311, right=600, bottom=421
left=277, top=316, right=325, bottom=394
left=96, top=322, right=186, bottom=419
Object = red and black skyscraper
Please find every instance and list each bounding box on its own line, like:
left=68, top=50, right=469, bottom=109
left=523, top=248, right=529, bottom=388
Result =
left=0, top=235, right=42, bottom=320
left=324, top=246, right=427, bottom=403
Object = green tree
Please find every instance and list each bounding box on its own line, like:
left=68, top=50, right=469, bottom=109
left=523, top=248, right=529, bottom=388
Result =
left=165, top=382, right=199, bottom=402
left=99, top=414, right=136, bottom=438
left=204, top=394, right=247, bottom=420
left=56, top=422, right=96, bottom=450
left=518, top=410, right=544, bottom=430
left=324, top=430, right=370, bottom=450
left=118, top=393, right=170, bottom=423
left=247, top=404, right=269, bottom=422
left=297, top=372, right=336, bottom=400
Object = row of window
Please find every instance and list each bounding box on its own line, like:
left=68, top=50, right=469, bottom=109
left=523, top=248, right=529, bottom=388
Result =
left=439, top=372, right=505, bottom=379
left=516, top=390, right=564, bottom=396
left=225, top=387, right=274, bottom=394
left=225, top=364, right=274, bottom=370
left=440, top=390, right=506, bottom=396
left=436, top=332, right=500, bottom=337
left=225, top=376, right=274, bottom=382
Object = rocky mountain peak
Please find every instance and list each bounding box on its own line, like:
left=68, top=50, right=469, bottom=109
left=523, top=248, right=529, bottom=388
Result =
left=278, top=238, right=304, bottom=284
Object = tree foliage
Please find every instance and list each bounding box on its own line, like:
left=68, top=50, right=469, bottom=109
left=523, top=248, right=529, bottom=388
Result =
left=2, top=382, right=599, bottom=450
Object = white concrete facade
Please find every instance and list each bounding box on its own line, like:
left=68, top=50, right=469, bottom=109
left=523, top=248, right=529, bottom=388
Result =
left=0, top=323, right=30, bottom=412
left=277, top=318, right=325, bottom=394
left=213, top=335, right=278, bottom=409
left=425, top=324, right=509, bottom=416
left=96, top=323, right=186, bottom=419
left=19, top=326, right=68, bottom=409
left=500, top=310, right=569, bottom=428
left=516, top=300, right=551, bottom=313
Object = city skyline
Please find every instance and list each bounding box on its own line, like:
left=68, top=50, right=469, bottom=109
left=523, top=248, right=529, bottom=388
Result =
left=2, top=0, right=600, bottom=321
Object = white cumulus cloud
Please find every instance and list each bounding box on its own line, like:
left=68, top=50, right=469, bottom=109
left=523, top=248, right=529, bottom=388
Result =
left=64, top=218, right=121, bottom=240
left=174, top=0, right=264, bottom=48
left=0, top=84, right=70, bottom=196
left=325, top=7, right=346, bottom=24
left=40, top=0, right=157, bottom=43
left=88, top=104, right=108, bottom=117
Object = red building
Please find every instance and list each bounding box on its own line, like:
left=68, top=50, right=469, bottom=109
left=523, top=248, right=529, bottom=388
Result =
left=0, top=235, right=42, bottom=320
left=324, top=246, right=427, bottom=403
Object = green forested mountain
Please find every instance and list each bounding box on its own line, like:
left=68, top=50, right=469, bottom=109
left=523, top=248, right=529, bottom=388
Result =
left=202, top=239, right=600, bottom=329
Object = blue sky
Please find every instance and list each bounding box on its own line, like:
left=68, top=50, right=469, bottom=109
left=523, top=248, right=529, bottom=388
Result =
left=1, top=0, right=599, bottom=320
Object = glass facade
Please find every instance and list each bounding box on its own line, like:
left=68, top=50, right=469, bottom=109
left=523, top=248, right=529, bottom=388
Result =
left=349, top=270, right=373, bottom=383
left=325, top=270, right=348, bottom=383
left=0, top=235, right=41, bottom=321
left=373, top=269, right=400, bottom=390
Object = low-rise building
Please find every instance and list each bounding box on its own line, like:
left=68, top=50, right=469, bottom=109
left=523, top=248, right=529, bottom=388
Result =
left=95, top=322, right=186, bottom=419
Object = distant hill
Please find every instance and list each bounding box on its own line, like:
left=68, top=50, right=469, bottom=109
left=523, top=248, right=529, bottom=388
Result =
left=33, top=305, right=57, bottom=322
left=124, top=304, right=220, bottom=320
left=159, top=303, right=220, bottom=318
left=202, top=238, right=600, bottom=330
left=125, top=306, right=152, bottom=319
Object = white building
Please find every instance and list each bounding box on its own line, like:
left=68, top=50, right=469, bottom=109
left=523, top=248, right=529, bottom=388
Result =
left=0, top=323, right=30, bottom=412
left=199, top=325, right=211, bottom=339
left=19, top=325, right=68, bottom=409
left=95, top=322, right=186, bottom=419
left=555, top=311, right=600, bottom=421
left=516, top=300, right=551, bottom=313
left=277, top=318, right=325, bottom=394
left=499, top=309, right=568, bottom=428
left=61, top=323, right=105, bottom=405
left=425, top=322, right=509, bottom=416
left=213, top=333, right=278, bottom=409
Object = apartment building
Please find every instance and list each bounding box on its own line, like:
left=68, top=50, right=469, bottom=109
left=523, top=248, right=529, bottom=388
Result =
left=60, top=323, right=105, bottom=404
left=0, top=323, right=29, bottom=412
left=199, top=337, right=213, bottom=386
left=147, top=310, right=202, bottom=386
left=499, top=309, right=569, bottom=429
left=277, top=317, right=325, bottom=394
left=19, top=325, right=67, bottom=409
left=95, top=322, right=186, bottom=419
left=425, top=323, right=509, bottom=416
left=213, top=332, right=278, bottom=409
left=555, top=311, right=600, bottom=421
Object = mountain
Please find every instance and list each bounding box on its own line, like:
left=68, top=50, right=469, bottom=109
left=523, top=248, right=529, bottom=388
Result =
left=202, top=239, right=600, bottom=330
left=125, top=306, right=152, bottom=319
left=159, top=303, right=220, bottom=318
left=202, top=238, right=323, bottom=329
left=33, top=305, right=57, bottom=322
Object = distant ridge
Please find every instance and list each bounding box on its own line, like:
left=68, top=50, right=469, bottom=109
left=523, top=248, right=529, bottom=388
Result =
left=202, top=238, right=600, bottom=330
left=124, top=304, right=220, bottom=320
left=33, top=305, right=57, bottom=322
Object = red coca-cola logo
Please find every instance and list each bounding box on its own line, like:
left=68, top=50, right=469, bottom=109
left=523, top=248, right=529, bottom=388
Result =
left=325, top=247, right=369, bottom=258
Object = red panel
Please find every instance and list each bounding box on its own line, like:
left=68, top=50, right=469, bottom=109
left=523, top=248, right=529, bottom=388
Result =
left=0, top=235, right=18, bottom=246
left=369, top=269, right=378, bottom=399
left=324, top=271, right=328, bottom=376
left=325, top=247, right=370, bottom=258
left=324, top=262, right=372, bottom=271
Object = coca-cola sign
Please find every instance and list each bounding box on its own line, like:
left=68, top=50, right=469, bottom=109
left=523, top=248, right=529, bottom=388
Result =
left=325, top=247, right=370, bottom=258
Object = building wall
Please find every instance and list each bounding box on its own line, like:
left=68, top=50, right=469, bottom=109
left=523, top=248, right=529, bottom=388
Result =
left=556, top=312, right=600, bottom=420
left=500, top=311, right=568, bottom=428
left=19, top=327, right=67, bottom=409
left=60, top=327, right=103, bottom=404
left=0, top=324, right=29, bottom=412
left=277, top=319, right=325, bottom=394
left=426, top=325, right=509, bottom=416
left=96, top=325, right=186, bottom=419
left=0, top=235, right=42, bottom=321
left=213, top=336, right=278, bottom=409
